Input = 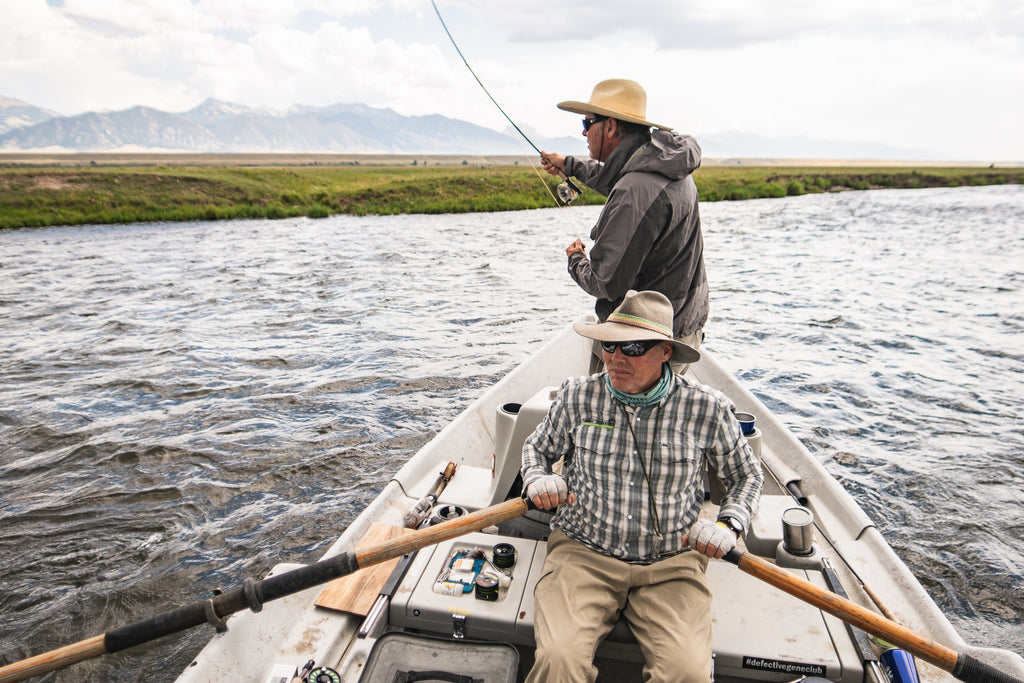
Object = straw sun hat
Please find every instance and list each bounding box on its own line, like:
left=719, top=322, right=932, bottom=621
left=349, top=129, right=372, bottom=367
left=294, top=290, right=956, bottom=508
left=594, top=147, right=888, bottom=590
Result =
left=573, top=290, right=700, bottom=364
left=557, top=79, right=671, bottom=131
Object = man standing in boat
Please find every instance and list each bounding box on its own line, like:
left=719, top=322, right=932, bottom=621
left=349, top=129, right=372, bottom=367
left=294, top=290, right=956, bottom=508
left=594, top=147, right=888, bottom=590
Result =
left=541, top=79, right=708, bottom=361
left=521, top=290, right=763, bottom=682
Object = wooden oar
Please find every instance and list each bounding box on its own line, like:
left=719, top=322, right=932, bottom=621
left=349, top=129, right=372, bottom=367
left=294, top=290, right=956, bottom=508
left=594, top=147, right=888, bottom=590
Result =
left=0, top=497, right=531, bottom=683
left=723, top=549, right=1024, bottom=683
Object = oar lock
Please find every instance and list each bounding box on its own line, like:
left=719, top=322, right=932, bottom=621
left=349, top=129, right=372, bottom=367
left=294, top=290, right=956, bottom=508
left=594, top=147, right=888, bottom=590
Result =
left=243, top=577, right=265, bottom=613
left=202, top=599, right=228, bottom=633
left=781, top=506, right=815, bottom=556
left=774, top=505, right=819, bottom=569
left=201, top=578, right=267, bottom=634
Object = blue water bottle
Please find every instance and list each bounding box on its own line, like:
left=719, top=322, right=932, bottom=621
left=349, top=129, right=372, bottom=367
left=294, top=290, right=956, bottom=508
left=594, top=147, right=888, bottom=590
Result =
left=879, top=648, right=920, bottom=683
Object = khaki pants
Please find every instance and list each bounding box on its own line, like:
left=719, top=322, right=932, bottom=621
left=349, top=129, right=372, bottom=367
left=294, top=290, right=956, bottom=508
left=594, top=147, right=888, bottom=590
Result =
left=526, top=530, right=713, bottom=683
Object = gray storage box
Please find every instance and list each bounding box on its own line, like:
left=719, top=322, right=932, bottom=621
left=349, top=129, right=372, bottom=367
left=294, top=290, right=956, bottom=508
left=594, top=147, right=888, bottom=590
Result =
left=390, top=532, right=545, bottom=645
left=359, top=632, right=518, bottom=683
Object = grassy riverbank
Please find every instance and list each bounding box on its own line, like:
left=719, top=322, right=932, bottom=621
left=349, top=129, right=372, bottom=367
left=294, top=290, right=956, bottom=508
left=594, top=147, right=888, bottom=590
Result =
left=1, top=161, right=1021, bottom=229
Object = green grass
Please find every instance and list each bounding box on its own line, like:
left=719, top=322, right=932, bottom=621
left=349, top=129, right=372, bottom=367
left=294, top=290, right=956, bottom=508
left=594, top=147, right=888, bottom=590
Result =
left=1, top=163, right=1021, bottom=229
left=692, top=166, right=1021, bottom=201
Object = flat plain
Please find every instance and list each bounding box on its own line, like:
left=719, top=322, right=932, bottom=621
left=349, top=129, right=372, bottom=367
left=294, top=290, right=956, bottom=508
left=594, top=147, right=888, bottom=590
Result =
left=1, top=153, right=1021, bottom=229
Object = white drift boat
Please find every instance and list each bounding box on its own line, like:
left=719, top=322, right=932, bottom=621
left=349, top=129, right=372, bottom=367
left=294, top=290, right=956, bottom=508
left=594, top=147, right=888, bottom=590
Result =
left=157, top=317, right=1020, bottom=683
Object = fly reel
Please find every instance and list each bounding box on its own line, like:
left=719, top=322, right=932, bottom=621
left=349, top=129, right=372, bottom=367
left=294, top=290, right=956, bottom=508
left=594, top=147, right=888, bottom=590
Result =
left=557, top=181, right=579, bottom=205
left=306, top=666, right=342, bottom=683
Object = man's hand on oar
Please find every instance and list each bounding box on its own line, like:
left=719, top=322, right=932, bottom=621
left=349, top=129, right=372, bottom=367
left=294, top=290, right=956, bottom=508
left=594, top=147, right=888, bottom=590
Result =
left=525, top=474, right=574, bottom=510
left=683, top=519, right=737, bottom=559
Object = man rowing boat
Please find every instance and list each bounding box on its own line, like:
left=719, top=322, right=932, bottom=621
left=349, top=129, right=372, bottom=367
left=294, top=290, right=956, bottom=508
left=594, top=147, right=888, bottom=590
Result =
left=521, top=290, right=763, bottom=682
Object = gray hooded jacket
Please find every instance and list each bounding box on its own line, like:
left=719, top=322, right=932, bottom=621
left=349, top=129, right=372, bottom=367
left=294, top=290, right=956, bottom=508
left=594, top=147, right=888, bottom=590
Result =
left=565, top=129, right=708, bottom=337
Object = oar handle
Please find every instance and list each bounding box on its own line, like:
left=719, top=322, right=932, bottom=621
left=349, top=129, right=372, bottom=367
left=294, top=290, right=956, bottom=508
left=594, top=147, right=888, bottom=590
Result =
left=0, top=497, right=531, bottom=683
left=0, top=636, right=106, bottom=683
left=723, top=549, right=1023, bottom=683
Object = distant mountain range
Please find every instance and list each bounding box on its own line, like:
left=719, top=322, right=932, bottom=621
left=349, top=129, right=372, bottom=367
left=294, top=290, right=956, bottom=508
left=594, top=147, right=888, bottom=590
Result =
left=0, top=96, right=62, bottom=134
left=0, top=96, right=585, bottom=156
left=0, top=95, right=940, bottom=160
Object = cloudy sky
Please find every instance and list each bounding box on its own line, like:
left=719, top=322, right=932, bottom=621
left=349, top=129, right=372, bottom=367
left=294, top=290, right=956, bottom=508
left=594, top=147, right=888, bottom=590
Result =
left=2, top=0, right=1022, bottom=160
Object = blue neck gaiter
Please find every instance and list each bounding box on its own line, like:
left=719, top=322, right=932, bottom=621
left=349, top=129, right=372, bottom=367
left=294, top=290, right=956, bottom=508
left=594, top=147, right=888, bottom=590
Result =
left=606, top=364, right=673, bottom=407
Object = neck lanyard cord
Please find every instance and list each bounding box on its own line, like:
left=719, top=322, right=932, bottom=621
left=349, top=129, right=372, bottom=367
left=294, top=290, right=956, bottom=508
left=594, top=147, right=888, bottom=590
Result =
left=621, top=404, right=663, bottom=540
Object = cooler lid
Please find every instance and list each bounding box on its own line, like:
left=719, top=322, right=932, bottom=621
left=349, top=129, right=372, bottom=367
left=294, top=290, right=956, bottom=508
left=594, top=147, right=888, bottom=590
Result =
left=359, top=632, right=519, bottom=683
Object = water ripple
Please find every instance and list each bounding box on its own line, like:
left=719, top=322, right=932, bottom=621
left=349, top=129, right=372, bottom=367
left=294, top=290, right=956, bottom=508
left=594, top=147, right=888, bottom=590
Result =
left=1, top=185, right=1022, bottom=679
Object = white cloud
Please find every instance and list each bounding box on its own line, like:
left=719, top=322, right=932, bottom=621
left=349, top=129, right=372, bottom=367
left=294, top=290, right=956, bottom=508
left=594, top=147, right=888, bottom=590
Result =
left=0, top=0, right=1021, bottom=159
left=489, top=0, right=1024, bottom=48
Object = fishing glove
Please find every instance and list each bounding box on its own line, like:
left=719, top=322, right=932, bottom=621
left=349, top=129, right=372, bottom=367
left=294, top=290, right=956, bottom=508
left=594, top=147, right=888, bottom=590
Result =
left=686, top=519, right=737, bottom=559
left=525, top=474, right=569, bottom=510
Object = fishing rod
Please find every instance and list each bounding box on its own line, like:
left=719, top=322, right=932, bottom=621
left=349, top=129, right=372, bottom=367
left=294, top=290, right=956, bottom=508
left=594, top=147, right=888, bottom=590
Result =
left=402, top=461, right=457, bottom=528
left=430, top=0, right=582, bottom=205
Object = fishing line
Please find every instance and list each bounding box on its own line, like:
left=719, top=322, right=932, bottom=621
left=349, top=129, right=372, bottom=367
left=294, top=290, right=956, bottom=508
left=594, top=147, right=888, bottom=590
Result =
left=430, top=0, right=581, bottom=205
left=527, top=161, right=561, bottom=205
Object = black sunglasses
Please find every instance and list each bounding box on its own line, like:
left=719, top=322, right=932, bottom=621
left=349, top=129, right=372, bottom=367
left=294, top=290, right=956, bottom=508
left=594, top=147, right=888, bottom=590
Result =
left=582, top=116, right=607, bottom=133
left=600, top=339, right=663, bottom=357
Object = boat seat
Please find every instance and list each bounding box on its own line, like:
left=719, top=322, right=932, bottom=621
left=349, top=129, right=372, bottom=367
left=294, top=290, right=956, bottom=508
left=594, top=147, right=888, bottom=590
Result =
left=484, top=386, right=559, bottom=507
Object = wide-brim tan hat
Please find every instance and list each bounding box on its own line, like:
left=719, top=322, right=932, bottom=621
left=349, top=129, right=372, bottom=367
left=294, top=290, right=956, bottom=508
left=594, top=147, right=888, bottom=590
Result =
left=558, top=79, right=671, bottom=130
left=573, top=290, right=699, bottom=364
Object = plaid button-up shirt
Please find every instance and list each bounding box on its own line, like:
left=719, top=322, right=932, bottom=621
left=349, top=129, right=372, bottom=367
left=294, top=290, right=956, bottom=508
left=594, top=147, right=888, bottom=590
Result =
left=522, top=372, right=763, bottom=563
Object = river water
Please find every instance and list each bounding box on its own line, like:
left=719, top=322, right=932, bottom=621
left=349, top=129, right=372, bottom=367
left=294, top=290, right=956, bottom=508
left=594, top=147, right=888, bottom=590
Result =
left=1, top=185, right=1022, bottom=680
